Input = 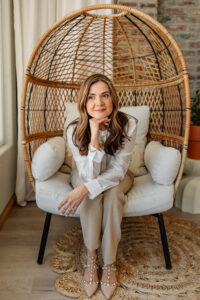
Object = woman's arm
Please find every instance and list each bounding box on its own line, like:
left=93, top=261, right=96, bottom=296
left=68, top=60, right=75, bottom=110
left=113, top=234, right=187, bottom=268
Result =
left=84, top=117, right=137, bottom=199
left=57, top=118, right=109, bottom=216
left=66, top=117, right=110, bottom=180
left=66, top=124, right=105, bottom=179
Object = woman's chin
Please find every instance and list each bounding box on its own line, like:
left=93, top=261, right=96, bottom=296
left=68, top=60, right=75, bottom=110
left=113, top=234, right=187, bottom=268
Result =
left=92, top=112, right=110, bottom=119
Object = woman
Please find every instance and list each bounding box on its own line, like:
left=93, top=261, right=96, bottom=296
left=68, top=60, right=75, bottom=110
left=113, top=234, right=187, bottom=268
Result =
left=58, top=74, right=137, bottom=299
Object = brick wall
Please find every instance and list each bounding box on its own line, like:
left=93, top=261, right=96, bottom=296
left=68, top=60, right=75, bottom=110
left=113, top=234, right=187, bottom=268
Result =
left=117, top=0, right=158, bottom=19
left=158, top=0, right=200, bottom=96
left=117, top=0, right=200, bottom=96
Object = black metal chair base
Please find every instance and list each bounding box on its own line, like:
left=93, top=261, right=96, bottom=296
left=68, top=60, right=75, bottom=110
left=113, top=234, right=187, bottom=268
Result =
left=152, top=213, right=172, bottom=269
left=37, top=212, right=52, bottom=264
left=37, top=212, right=172, bottom=269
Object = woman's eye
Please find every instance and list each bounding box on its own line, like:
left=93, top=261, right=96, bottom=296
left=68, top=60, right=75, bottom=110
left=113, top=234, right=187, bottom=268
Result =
left=88, top=95, right=94, bottom=100
left=102, top=94, right=109, bottom=98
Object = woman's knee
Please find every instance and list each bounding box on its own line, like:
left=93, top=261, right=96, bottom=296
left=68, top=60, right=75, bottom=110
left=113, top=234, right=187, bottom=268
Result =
left=80, top=193, right=103, bottom=211
left=103, top=186, right=125, bottom=207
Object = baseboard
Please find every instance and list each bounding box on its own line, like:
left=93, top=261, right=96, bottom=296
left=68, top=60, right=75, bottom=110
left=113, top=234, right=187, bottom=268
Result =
left=0, top=193, right=16, bottom=230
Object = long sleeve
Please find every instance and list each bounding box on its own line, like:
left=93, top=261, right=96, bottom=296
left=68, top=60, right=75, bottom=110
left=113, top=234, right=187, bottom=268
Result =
left=66, top=124, right=105, bottom=180
left=84, top=117, right=137, bottom=199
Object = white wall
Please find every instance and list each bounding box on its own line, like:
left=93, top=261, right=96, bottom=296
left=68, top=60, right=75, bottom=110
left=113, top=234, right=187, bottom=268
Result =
left=0, top=0, right=17, bottom=214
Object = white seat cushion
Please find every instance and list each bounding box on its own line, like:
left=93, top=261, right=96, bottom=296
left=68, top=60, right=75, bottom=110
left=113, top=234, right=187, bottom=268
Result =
left=124, top=173, right=174, bottom=217
left=35, top=172, right=174, bottom=218
left=35, top=172, right=77, bottom=216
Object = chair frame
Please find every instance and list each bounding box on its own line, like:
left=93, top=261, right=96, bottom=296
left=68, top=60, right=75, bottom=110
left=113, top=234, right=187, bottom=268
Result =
left=20, top=4, right=191, bottom=271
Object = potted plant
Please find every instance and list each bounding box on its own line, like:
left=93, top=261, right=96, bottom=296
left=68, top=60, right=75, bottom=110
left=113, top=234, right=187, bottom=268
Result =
left=188, top=89, right=200, bottom=160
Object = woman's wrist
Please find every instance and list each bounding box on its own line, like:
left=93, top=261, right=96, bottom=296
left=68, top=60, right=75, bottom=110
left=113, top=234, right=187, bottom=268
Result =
left=90, top=138, right=100, bottom=150
left=80, top=184, right=89, bottom=197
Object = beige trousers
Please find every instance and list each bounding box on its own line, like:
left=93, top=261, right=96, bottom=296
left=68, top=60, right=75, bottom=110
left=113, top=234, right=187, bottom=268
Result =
left=71, top=169, right=134, bottom=264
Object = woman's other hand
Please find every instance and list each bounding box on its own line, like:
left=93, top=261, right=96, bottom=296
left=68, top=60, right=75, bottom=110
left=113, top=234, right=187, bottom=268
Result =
left=57, top=184, right=89, bottom=216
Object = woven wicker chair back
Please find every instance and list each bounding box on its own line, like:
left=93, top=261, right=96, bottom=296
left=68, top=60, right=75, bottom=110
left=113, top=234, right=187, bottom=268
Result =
left=21, top=5, right=190, bottom=193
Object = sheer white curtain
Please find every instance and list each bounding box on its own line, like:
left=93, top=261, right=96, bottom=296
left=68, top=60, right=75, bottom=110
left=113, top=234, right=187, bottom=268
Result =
left=14, top=0, right=114, bottom=206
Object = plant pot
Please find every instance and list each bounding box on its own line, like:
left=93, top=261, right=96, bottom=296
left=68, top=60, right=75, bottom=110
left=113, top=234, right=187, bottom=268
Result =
left=188, top=125, right=200, bottom=160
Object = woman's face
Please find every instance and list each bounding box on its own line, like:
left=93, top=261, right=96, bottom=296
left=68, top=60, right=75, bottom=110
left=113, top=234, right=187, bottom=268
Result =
left=86, top=81, right=113, bottom=119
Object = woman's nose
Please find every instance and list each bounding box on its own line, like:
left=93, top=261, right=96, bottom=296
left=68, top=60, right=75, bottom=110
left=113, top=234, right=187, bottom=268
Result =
left=95, top=96, right=103, bottom=105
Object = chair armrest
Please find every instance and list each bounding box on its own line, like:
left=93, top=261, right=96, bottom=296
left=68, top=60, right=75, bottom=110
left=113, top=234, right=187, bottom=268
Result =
left=32, top=137, right=65, bottom=181
left=144, top=141, right=181, bottom=185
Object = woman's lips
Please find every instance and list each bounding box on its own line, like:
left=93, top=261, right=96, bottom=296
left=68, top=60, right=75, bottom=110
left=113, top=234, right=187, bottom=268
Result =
left=95, top=109, right=106, bottom=112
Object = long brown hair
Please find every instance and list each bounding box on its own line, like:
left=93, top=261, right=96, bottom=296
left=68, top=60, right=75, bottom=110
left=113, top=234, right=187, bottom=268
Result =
left=70, top=74, right=130, bottom=156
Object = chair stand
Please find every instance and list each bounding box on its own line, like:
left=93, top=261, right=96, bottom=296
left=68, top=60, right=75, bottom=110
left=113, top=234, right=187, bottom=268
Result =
left=37, top=212, right=172, bottom=269
left=37, top=212, right=52, bottom=264
left=153, top=213, right=172, bottom=269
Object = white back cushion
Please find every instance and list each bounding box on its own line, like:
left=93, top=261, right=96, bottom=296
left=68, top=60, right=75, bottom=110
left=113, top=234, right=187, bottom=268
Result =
left=144, top=141, right=181, bottom=185
left=119, top=106, right=150, bottom=176
left=64, top=102, right=79, bottom=133
left=32, top=137, right=65, bottom=181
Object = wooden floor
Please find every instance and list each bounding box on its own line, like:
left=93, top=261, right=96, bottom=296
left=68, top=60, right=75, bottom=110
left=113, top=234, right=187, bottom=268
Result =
left=0, top=201, right=200, bottom=300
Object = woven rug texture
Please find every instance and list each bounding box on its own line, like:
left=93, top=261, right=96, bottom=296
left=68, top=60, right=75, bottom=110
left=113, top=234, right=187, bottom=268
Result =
left=49, top=215, right=200, bottom=299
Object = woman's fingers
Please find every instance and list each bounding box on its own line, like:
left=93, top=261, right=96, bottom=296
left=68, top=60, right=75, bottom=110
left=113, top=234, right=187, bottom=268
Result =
left=96, top=117, right=110, bottom=127
left=57, top=196, right=70, bottom=213
left=104, top=119, right=110, bottom=125
left=57, top=198, right=67, bottom=210
left=66, top=205, right=77, bottom=216
left=89, top=117, right=110, bottom=135
left=98, top=117, right=110, bottom=124
left=59, top=200, right=77, bottom=216
left=62, top=202, right=72, bottom=214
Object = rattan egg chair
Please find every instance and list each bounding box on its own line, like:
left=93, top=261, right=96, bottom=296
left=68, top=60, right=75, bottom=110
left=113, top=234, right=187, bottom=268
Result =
left=21, top=4, right=190, bottom=268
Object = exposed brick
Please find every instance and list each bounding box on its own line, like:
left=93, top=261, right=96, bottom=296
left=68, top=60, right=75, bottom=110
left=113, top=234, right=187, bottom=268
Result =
left=183, top=50, right=197, bottom=56
left=185, top=57, right=200, bottom=64
left=159, top=0, right=197, bottom=5
left=147, top=12, right=157, bottom=18
left=166, top=8, right=185, bottom=15
left=175, top=41, right=187, bottom=49
left=176, top=16, right=197, bottom=23
left=158, top=0, right=177, bottom=5
left=165, top=25, right=187, bottom=32
left=177, top=33, right=194, bottom=40
left=188, top=8, right=200, bottom=15
left=181, top=1, right=196, bottom=5
left=187, top=66, right=194, bottom=72
left=189, top=74, right=196, bottom=80
left=158, top=15, right=176, bottom=23
left=140, top=3, right=157, bottom=8
left=118, top=2, right=138, bottom=7
left=117, top=0, right=137, bottom=3
left=190, top=41, right=200, bottom=48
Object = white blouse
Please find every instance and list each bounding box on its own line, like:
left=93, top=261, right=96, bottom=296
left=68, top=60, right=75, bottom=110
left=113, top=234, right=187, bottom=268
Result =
left=66, top=116, right=137, bottom=200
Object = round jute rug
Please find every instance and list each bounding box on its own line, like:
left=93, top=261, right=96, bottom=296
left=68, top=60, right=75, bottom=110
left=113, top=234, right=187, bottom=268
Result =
left=49, top=215, right=200, bottom=299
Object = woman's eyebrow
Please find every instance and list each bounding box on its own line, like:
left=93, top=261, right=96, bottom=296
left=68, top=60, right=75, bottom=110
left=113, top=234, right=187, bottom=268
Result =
left=88, top=90, right=109, bottom=95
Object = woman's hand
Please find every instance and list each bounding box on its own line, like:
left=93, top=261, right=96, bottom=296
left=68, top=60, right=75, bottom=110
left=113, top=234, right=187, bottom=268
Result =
left=89, top=117, right=110, bottom=148
left=57, top=184, right=89, bottom=216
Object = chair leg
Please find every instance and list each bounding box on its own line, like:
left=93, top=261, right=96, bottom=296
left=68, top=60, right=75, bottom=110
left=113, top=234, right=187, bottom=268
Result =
left=153, top=213, right=172, bottom=270
left=37, top=212, right=52, bottom=264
